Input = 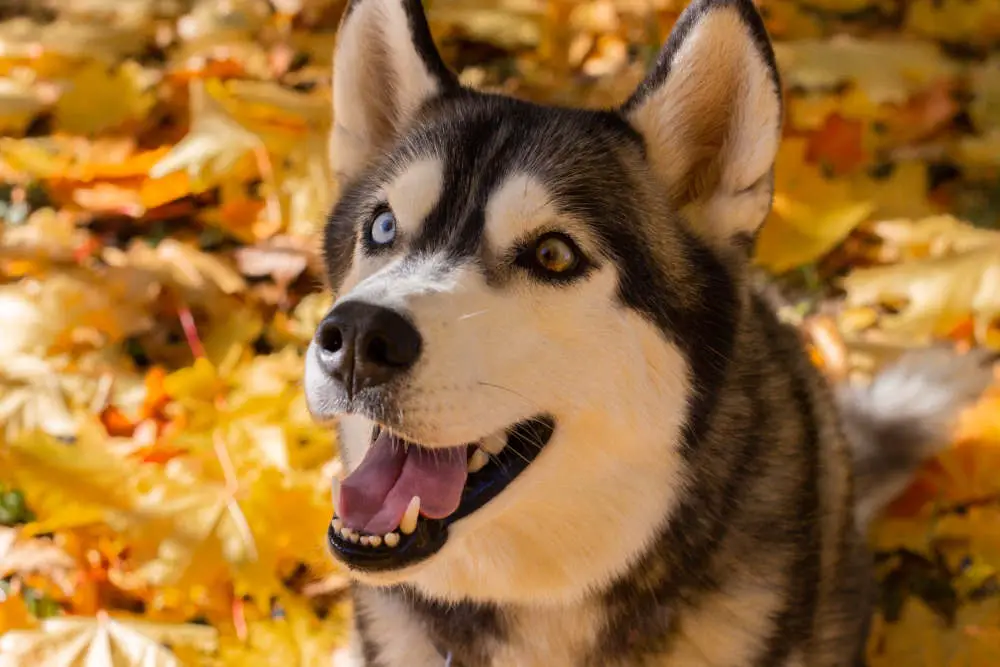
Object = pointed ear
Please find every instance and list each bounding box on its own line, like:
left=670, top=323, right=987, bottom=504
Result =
left=622, top=0, right=782, bottom=248
left=330, top=0, right=459, bottom=184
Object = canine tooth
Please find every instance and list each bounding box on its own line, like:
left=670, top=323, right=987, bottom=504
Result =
left=332, top=518, right=343, bottom=532
left=400, top=496, right=420, bottom=535
left=349, top=532, right=360, bottom=544
left=468, top=448, right=489, bottom=473
left=369, top=535, right=382, bottom=548
left=384, top=532, right=400, bottom=547
left=481, top=431, right=507, bottom=455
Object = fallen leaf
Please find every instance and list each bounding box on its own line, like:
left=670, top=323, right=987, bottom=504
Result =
left=773, top=38, right=958, bottom=105
left=0, top=527, right=77, bottom=594
left=841, top=236, right=1000, bottom=344
left=53, top=61, right=156, bottom=135
left=805, top=112, right=867, bottom=176
left=0, top=611, right=218, bottom=667
left=755, top=138, right=875, bottom=273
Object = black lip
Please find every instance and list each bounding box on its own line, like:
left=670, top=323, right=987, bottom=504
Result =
left=328, top=415, right=556, bottom=573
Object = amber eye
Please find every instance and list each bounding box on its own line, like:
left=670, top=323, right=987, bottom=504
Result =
left=534, top=235, right=578, bottom=274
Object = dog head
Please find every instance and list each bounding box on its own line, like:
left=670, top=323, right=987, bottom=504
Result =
left=305, top=0, right=782, bottom=604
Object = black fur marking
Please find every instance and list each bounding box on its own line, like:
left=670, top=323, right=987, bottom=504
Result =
left=400, top=586, right=505, bottom=665
left=621, top=0, right=782, bottom=118
left=593, top=339, right=768, bottom=662
left=351, top=588, right=386, bottom=667
left=751, top=298, right=822, bottom=666
left=323, top=187, right=364, bottom=292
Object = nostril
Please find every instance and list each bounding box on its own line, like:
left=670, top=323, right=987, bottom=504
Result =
left=365, top=334, right=392, bottom=367
left=319, top=322, right=344, bottom=354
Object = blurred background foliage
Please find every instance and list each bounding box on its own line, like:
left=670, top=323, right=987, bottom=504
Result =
left=0, top=0, right=999, bottom=665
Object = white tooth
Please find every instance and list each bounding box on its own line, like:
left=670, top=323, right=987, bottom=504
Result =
left=481, top=431, right=507, bottom=455
left=332, top=518, right=343, bottom=532
left=349, top=532, right=360, bottom=544
left=468, top=448, right=489, bottom=473
left=384, top=532, right=400, bottom=547
left=360, top=536, right=370, bottom=546
left=331, top=476, right=341, bottom=515
left=400, top=496, right=420, bottom=535
left=369, top=535, right=382, bottom=548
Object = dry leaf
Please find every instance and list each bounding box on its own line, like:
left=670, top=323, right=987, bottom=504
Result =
left=0, top=612, right=218, bottom=667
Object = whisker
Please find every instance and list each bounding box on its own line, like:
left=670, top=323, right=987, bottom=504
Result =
left=477, top=381, right=533, bottom=404
left=457, top=309, right=490, bottom=322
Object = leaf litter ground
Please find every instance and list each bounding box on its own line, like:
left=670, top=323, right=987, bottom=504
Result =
left=0, top=1, right=999, bottom=665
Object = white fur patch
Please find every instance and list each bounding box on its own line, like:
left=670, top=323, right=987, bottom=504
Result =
left=483, top=173, right=557, bottom=250
left=382, top=157, right=445, bottom=238
left=355, top=589, right=443, bottom=667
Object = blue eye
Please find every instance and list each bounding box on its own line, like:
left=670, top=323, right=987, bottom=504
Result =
left=369, top=210, right=397, bottom=246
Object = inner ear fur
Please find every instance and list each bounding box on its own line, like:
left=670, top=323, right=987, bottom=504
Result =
left=622, top=0, right=783, bottom=245
left=330, top=0, right=459, bottom=184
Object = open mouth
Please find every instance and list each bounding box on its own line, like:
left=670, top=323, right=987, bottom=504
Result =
left=327, top=415, right=555, bottom=572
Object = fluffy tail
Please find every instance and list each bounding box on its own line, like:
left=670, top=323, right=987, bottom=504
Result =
left=836, top=346, right=997, bottom=529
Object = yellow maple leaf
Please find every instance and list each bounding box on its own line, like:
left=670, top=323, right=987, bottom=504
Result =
left=53, top=61, right=155, bottom=135
left=0, top=612, right=217, bottom=667
left=0, top=426, right=144, bottom=534
left=217, top=596, right=348, bottom=667
left=841, top=238, right=1000, bottom=345
left=905, top=0, right=1000, bottom=49
left=149, top=79, right=262, bottom=192
left=0, top=593, right=35, bottom=635
left=754, top=138, right=875, bottom=273
left=773, top=38, right=958, bottom=105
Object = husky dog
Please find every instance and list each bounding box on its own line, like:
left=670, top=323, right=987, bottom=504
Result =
left=303, top=0, right=997, bottom=665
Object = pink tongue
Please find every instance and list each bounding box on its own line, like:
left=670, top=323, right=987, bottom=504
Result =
left=338, top=431, right=469, bottom=534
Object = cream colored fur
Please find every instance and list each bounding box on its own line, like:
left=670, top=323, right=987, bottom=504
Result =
left=330, top=0, right=443, bottom=183
left=308, top=165, right=692, bottom=602
left=625, top=8, right=781, bottom=249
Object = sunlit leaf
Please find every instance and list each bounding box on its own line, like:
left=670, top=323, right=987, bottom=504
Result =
left=0, top=612, right=217, bottom=667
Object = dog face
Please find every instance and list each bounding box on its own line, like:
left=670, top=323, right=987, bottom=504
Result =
left=304, top=0, right=782, bottom=604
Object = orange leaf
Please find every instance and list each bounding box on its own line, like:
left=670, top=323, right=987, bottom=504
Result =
left=805, top=113, right=867, bottom=176
left=140, top=172, right=195, bottom=209
left=141, top=367, right=172, bottom=422
left=133, top=444, right=188, bottom=465
left=0, top=595, right=35, bottom=634
left=884, top=79, right=958, bottom=145
left=76, top=147, right=174, bottom=181
left=100, top=405, right=137, bottom=438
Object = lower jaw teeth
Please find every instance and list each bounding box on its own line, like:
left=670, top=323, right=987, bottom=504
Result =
left=332, top=516, right=402, bottom=549
left=467, top=448, right=489, bottom=473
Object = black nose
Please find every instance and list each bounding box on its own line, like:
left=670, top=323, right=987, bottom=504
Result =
left=315, top=301, right=422, bottom=397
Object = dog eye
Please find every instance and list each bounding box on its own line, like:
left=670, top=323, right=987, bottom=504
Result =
left=369, top=209, right=397, bottom=246
left=532, top=234, right=580, bottom=275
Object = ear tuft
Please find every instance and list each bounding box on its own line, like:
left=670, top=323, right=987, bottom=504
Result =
left=622, top=0, right=782, bottom=247
left=331, top=0, right=458, bottom=184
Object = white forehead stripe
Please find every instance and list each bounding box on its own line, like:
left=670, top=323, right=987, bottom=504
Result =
left=484, top=173, right=558, bottom=250
left=383, top=157, right=445, bottom=236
